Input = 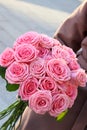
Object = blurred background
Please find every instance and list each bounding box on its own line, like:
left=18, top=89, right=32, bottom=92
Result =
left=0, top=0, right=82, bottom=126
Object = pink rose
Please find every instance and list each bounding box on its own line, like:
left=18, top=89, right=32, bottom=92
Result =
left=39, top=76, right=57, bottom=93
left=18, top=77, right=39, bottom=100
left=50, top=83, right=65, bottom=97
left=14, top=31, right=40, bottom=49
left=5, top=62, right=29, bottom=84
left=52, top=46, right=70, bottom=63
left=53, top=39, right=62, bottom=46
left=30, top=58, right=45, bottom=78
left=0, top=48, right=14, bottom=67
left=14, top=44, right=38, bottom=63
left=44, top=54, right=53, bottom=65
left=68, top=58, right=80, bottom=70
left=63, top=45, right=76, bottom=59
left=47, top=58, right=71, bottom=83
left=49, top=93, right=69, bottom=117
left=40, top=34, right=54, bottom=48
left=61, top=81, right=78, bottom=107
left=44, top=54, right=53, bottom=71
left=29, top=90, right=52, bottom=114
left=38, top=46, right=50, bottom=58
left=71, top=69, right=87, bottom=87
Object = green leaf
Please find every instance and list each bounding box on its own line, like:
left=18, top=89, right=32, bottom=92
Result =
left=6, top=83, right=19, bottom=92
left=56, top=109, right=68, bottom=121
left=0, top=66, right=6, bottom=79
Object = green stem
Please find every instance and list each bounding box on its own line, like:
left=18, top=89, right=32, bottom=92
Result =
left=0, top=100, right=21, bottom=119
left=0, top=100, right=27, bottom=130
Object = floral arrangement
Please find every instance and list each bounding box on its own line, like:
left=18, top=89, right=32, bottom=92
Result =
left=0, top=31, right=87, bottom=129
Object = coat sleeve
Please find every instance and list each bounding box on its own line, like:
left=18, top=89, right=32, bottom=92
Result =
left=54, top=1, right=87, bottom=71
left=54, top=1, right=87, bottom=52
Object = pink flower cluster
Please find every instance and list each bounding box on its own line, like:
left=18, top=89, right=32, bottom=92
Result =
left=0, top=31, right=87, bottom=117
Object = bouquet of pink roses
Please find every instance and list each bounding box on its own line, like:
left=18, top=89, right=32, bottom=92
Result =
left=0, top=31, right=87, bottom=129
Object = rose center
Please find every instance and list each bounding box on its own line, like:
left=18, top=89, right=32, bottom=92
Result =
left=38, top=99, right=46, bottom=106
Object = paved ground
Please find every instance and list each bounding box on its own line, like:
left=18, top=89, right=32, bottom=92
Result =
left=0, top=0, right=82, bottom=126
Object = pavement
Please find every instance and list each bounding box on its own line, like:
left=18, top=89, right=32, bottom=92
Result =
left=0, top=0, right=82, bottom=126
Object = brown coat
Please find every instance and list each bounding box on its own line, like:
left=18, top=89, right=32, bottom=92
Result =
left=54, top=0, right=87, bottom=71
left=18, top=1, right=87, bottom=130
